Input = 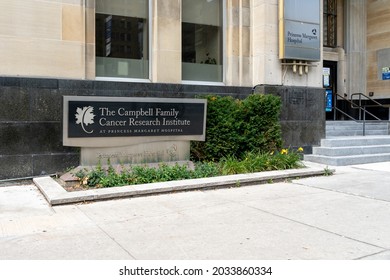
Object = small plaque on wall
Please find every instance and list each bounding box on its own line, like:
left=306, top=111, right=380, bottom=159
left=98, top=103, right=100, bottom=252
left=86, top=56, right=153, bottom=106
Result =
left=377, top=49, right=390, bottom=80
left=382, top=67, right=390, bottom=80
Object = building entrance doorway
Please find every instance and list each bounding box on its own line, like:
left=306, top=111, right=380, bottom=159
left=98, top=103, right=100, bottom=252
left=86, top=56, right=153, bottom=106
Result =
left=323, top=60, right=337, bottom=120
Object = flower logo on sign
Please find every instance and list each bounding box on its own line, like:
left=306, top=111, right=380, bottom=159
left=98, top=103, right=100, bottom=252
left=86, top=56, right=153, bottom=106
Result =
left=75, top=106, right=95, bottom=134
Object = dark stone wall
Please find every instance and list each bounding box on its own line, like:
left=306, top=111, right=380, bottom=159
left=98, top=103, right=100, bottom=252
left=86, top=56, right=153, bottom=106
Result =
left=254, top=85, right=326, bottom=153
left=0, top=77, right=250, bottom=180
left=0, top=77, right=325, bottom=180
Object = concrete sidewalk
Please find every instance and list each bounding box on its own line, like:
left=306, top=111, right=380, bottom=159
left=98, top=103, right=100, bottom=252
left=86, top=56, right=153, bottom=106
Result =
left=1, top=162, right=390, bottom=260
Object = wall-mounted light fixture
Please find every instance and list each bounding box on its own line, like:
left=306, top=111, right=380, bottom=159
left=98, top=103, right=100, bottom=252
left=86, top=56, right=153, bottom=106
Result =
left=281, top=60, right=316, bottom=75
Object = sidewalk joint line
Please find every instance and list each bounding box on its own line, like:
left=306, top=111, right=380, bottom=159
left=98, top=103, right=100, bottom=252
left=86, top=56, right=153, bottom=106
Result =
left=242, top=203, right=387, bottom=251
left=291, top=182, right=390, bottom=203
left=354, top=249, right=390, bottom=260
left=74, top=205, right=138, bottom=260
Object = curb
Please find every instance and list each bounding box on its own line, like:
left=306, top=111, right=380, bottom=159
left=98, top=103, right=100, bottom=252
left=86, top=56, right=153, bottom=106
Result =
left=33, top=166, right=330, bottom=206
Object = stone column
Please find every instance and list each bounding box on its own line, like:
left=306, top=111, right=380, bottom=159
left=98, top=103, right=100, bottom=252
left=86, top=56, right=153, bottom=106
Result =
left=85, top=0, right=95, bottom=79
left=337, top=47, right=346, bottom=95
left=251, top=0, right=281, bottom=86
left=226, top=0, right=252, bottom=86
left=151, top=0, right=181, bottom=83
left=344, top=0, right=367, bottom=96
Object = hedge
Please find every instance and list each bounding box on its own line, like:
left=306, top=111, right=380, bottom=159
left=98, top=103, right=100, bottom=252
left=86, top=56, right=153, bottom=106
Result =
left=191, top=94, right=282, bottom=161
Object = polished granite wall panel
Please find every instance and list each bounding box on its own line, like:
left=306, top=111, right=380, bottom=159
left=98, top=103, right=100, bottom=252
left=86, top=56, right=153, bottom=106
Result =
left=0, top=77, right=324, bottom=179
left=0, top=77, right=250, bottom=179
left=255, top=85, right=325, bottom=152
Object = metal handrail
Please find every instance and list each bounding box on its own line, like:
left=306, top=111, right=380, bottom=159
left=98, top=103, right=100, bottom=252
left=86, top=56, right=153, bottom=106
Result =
left=329, top=92, right=390, bottom=136
left=350, top=93, right=390, bottom=135
left=328, top=92, right=357, bottom=121
left=350, top=93, right=386, bottom=120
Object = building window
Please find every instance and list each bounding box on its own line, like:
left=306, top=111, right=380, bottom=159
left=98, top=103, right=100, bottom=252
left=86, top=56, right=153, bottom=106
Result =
left=323, top=0, right=337, bottom=48
left=96, top=0, right=149, bottom=79
left=182, top=0, right=223, bottom=82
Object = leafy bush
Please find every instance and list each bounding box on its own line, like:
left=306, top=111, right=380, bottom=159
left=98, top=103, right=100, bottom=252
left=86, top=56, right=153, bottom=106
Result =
left=240, top=94, right=282, bottom=153
left=191, top=96, right=241, bottom=161
left=191, top=94, right=282, bottom=162
left=193, top=162, right=220, bottom=178
left=219, top=149, right=304, bottom=175
left=131, top=163, right=192, bottom=184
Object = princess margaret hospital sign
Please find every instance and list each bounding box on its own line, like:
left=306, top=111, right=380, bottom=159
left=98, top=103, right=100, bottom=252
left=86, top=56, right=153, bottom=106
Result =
left=279, top=0, right=321, bottom=61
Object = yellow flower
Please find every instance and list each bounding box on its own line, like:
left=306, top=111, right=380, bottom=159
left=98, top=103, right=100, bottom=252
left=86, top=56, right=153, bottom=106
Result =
left=210, top=96, right=217, bottom=101
left=281, top=149, right=288, bottom=155
left=270, top=151, right=274, bottom=155
left=82, top=176, right=89, bottom=186
left=298, top=147, right=304, bottom=152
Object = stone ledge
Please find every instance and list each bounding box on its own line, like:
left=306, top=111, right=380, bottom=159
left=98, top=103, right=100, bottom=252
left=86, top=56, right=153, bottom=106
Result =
left=33, top=165, right=330, bottom=206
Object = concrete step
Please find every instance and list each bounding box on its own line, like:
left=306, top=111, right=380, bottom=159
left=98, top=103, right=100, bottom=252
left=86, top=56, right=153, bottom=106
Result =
left=312, top=144, right=390, bottom=157
left=304, top=153, right=390, bottom=166
left=305, top=136, right=390, bottom=166
left=320, top=136, right=390, bottom=147
left=326, top=121, right=389, bottom=137
left=326, top=120, right=388, bottom=126
left=326, top=124, right=388, bottom=131
left=326, top=130, right=388, bottom=137
left=305, top=121, right=390, bottom=165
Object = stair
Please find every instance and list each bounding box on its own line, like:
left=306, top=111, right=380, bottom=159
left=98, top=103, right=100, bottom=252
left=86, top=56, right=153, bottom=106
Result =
left=326, top=121, right=389, bottom=137
left=304, top=121, right=390, bottom=166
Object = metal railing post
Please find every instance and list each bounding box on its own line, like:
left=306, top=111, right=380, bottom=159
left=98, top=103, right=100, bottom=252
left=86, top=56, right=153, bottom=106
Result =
left=331, top=92, right=388, bottom=136
left=363, top=107, right=366, bottom=136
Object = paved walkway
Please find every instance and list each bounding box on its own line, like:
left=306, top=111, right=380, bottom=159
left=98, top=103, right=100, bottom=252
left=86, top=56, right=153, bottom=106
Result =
left=1, top=162, right=390, bottom=260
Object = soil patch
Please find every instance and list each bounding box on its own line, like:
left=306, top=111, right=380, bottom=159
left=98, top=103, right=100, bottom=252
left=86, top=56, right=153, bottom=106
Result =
left=55, top=178, right=100, bottom=192
left=57, top=161, right=194, bottom=192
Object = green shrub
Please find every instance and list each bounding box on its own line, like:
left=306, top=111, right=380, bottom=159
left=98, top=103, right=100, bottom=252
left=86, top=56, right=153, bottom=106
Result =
left=191, top=94, right=282, bottom=162
left=240, top=94, right=282, bottom=154
left=241, top=151, right=269, bottom=172
left=191, top=96, right=241, bottom=161
left=218, top=149, right=303, bottom=175
left=193, top=162, right=220, bottom=178
left=219, top=155, right=247, bottom=175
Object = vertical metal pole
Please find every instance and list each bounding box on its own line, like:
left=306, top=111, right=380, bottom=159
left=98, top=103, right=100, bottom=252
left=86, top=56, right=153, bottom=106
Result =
left=333, top=94, right=336, bottom=120
left=363, top=107, right=366, bottom=136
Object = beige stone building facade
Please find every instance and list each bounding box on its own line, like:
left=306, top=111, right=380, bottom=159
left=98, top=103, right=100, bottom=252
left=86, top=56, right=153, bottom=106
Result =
left=0, top=0, right=389, bottom=179
left=0, top=0, right=323, bottom=86
left=0, top=1, right=388, bottom=92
